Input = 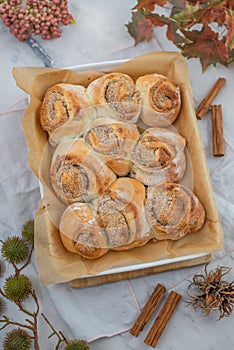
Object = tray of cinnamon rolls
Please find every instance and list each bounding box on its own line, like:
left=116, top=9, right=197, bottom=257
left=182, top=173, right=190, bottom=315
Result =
left=13, top=52, right=223, bottom=284
left=39, top=69, right=205, bottom=259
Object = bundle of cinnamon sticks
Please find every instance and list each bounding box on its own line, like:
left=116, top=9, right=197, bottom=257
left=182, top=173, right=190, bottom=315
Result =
left=196, top=77, right=226, bottom=157
left=130, top=283, right=181, bottom=348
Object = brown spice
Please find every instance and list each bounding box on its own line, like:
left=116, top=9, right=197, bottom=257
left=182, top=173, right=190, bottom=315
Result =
left=196, top=77, right=226, bottom=119
left=130, top=283, right=166, bottom=337
left=144, top=290, right=181, bottom=348
left=211, top=104, right=224, bottom=157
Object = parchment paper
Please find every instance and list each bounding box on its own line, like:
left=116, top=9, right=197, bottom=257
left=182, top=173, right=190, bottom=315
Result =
left=13, top=52, right=223, bottom=285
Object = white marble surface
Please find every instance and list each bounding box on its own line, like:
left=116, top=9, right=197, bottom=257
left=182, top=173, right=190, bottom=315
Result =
left=0, top=1, right=234, bottom=349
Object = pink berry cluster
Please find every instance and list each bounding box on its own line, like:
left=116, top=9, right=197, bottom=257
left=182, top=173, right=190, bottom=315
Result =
left=0, top=0, right=74, bottom=41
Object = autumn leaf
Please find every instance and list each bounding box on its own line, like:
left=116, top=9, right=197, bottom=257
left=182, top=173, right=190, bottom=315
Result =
left=127, top=0, right=234, bottom=70
left=172, top=2, right=200, bottom=28
left=134, top=0, right=167, bottom=11
left=126, top=10, right=154, bottom=44
left=181, top=24, right=229, bottom=71
left=195, top=0, right=227, bottom=26
left=225, top=9, right=234, bottom=50
left=172, top=1, right=228, bottom=28
left=166, top=21, right=186, bottom=46
left=145, top=12, right=170, bottom=27
left=168, top=0, right=186, bottom=9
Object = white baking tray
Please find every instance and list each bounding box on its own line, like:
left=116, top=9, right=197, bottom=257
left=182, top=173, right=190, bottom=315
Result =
left=55, top=59, right=211, bottom=279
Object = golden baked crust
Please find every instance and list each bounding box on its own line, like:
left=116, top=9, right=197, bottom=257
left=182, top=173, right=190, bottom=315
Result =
left=59, top=178, right=151, bottom=258
left=145, top=182, right=205, bottom=240
left=86, top=73, right=142, bottom=123
left=136, top=74, right=181, bottom=127
left=83, top=118, right=140, bottom=176
left=50, top=139, right=116, bottom=204
left=59, top=202, right=108, bottom=259
left=130, top=127, right=186, bottom=186
left=96, top=178, right=150, bottom=249
left=40, top=83, right=94, bottom=146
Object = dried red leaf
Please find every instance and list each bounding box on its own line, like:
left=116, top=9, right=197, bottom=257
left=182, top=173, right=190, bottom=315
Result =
left=134, top=0, right=167, bottom=11
left=127, top=0, right=234, bottom=70
left=182, top=24, right=229, bottom=71
left=225, top=9, right=234, bottom=50
left=145, top=12, right=170, bottom=27
left=166, top=21, right=184, bottom=46
left=196, top=1, right=227, bottom=26
left=126, top=10, right=154, bottom=45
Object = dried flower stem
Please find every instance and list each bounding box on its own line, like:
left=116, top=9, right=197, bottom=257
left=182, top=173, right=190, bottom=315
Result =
left=0, top=288, right=40, bottom=349
left=0, top=315, right=33, bottom=332
left=1, top=222, right=89, bottom=349
left=41, top=312, right=67, bottom=350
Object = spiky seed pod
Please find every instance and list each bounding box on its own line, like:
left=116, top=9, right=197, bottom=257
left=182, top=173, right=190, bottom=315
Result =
left=187, top=265, right=234, bottom=319
left=0, top=259, right=6, bottom=278
left=4, top=328, right=32, bottom=350
left=0, top=297, right=7, bottom=316
left=64, top=340, right=90, bottom=350
left=3, top=275, right=32, bottom=303
left=1, top=237, right=28, bottom=264
left=22, top=220, right=34, bottom=246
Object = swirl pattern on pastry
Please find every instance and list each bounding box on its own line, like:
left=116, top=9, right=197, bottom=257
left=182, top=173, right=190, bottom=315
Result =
left=95, top=178, right=150, bottom=249
left=136, top=74, right=181, bottom=126
left=86, top=73, right=142, bottom=123
left=130, top=127, right=186, bottom=186
left=59, top=203, right=108, bottom=259
left=145, top=182, right=205, bottom=240
left=40, top=83, right=94, bottom=146
left=50, top=139, right=116, bottom=204
left=84, top=118, right=140, bottom=176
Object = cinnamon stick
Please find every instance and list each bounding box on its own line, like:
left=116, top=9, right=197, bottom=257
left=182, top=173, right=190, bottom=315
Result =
left=144, top=290, right=181, bottom=348
left=196, top=77, right=226, bottom=120
left=130, top=283, right=166, bottom=337
left=211, top=104, right=224, bottom=157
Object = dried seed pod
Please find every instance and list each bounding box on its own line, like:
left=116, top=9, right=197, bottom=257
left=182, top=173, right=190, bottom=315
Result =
left=187, top=265, right=234, bottom=320
left=21, top=220, right=34, bottom=246
left=4, top=328, right=32, bottom=350
left=0, top=297, right=7, bottom=316
left=64, top=339, right=90, bottom=350
left=1, top=237, right=28, bottom=264
left=3, top=275, right=32, bottom=303
left=0, top=259, right=5, bottom=278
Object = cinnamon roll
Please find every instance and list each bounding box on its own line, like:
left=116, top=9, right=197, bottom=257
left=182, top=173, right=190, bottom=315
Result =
left=59, top=202, right=108, bottom=259
left=145, top=182, right=205, bottom=240
left=136, top=74, right=181, bottom=126
left=40, top=83, right=94, bottom=146
left=86, top=73, right=142, bottom=123
left=50, top=139, right=116, bottom=204
left=84, top=118, right=140, bottom=176
left=130, top=127, right=186, bottom=186
left=95, top=178, right=150, bottom=249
